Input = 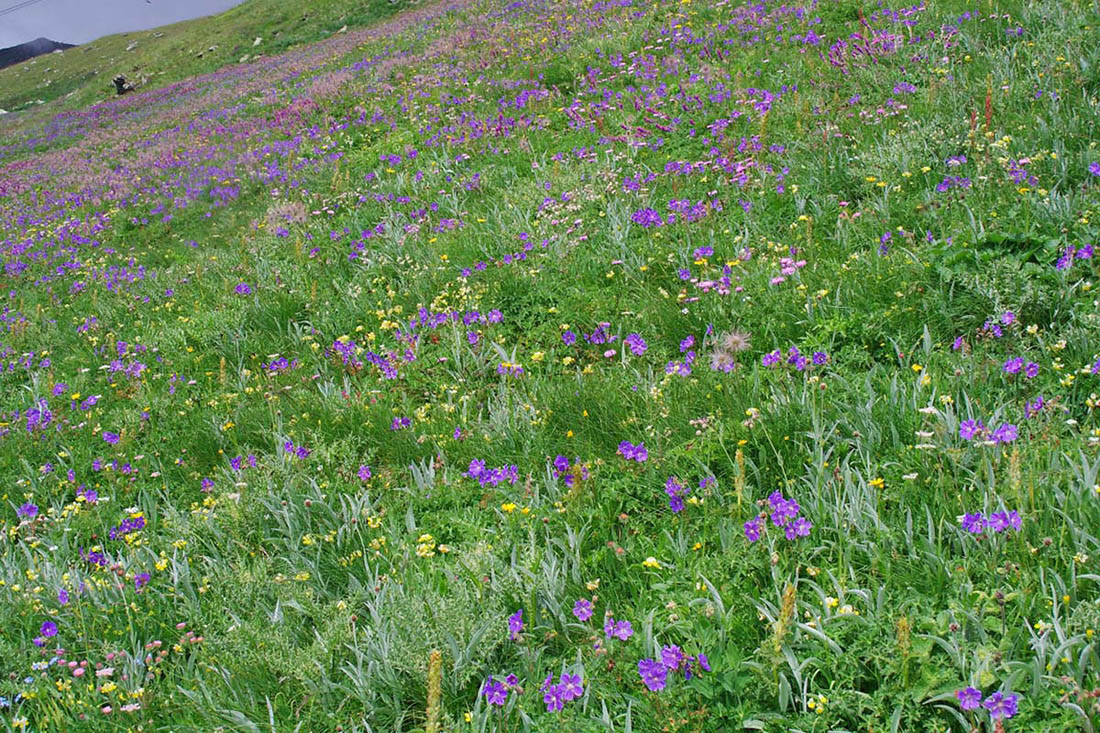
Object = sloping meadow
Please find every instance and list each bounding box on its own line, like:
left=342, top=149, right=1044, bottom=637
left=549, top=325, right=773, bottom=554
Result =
left=1, top=0, right=1100, bottom=729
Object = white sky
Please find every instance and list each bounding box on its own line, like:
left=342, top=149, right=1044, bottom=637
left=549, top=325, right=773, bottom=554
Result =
left=0, top=0, right=247, bottom=48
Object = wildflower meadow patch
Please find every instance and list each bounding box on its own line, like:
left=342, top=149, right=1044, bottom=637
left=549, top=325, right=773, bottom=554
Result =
left=1, top=0, right=1100, bottom=730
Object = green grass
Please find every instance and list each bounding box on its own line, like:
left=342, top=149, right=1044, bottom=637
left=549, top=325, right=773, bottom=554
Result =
left=1, top=0, right=1100, bottom=731
left=0, top=0, right=416, bottom=113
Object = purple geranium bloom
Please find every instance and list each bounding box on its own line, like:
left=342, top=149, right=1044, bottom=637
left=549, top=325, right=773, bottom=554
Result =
left=638, top=658, right=668, bottom=692
left=235, top=282, right=252, bottom=295
left=612, top=620, right=634, bottom=641
left=744, top=517, right=762, bottom=542
left=543, top=684, right=565, bottom=712
left=40, top=620, right=58, bottom=637
left=357, top=465, right=372, bottom=481
left=991, top=422, right=1018, bottom=444
left=957, top=686, right=982, bottom=710
left=1025, top=362, right=1039, bottom=378
left=786, top=516, right=812, bottom=538
left=559, top=673, right=584, bottom=701
left=573, top=599, right=593, bottom=622
left=507, top=609, right=524, bottom=640
left=660, top=645, right=684, bottom=670
left=17, top=502, right=38, bottom=519
left=983, top=691, right=1019, bottom=720
left=604, top=617, right=633, bottom=640
left=482, top=677, right=508, bottom=706
left=961, top=513, right=985, bottom=534
left=959, top=419, right=984, bottom=441
left=103, top=431, right=120, bottom=444
left=625, top=333, right=648, bottom=355
left=986, top=512, right=1011, bottom=533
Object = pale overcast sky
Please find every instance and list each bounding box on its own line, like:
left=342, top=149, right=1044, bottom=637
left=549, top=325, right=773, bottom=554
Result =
left=0, top=0, right=247, bottom=48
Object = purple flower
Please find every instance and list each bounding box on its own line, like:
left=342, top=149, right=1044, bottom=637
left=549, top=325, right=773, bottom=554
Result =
left=357, top=465, right=372, bottom=482
left=1090, top=161, right=1100, bottom=177
left=660, top=645, right=684, bottom=671
left=543, top=684, right=565, bottom=712
left=762, top=349, right=781, bottom=367
left=58, top=588, right=69, bottom=605
left=618, top=441, right=648, bottom=462
left=17, top=502, right=38, bottom=519
left=573, top=599, right=593, bottom=622
left=134, top=572, right=151, bottom=590
left=638, top=658, right=668, bottom=692
left=1024, top=362, right=1039, bottom=378
left=390, top=416, right=411, bottom=431
left=959, top=419, right=984, bottom=441
left=983, top=691, right=1019, bottom=720
left=957, top=686, right=982, bottom=711
left=562, top=331, right=577, bottom=346
left=103, top=431, right=120, bottom=445
left=744, top=517, right=762, bottom=542
left=812, top=351, right=828, bottom=365
left=604, top=617, right=633, bottom=641
left=40, top=621, right=58, bottom=637
left=786, top=516, right=813, bottom=538
left=482, top=677, right=508, bottom=706
left=991, top=422, right=1018, bottom=444
left=508, top=609, right=524, bottom=640
left=1003, top=357, right=1024, bottom=374
left=559, top=673, right=584, bottom=701
left=235, top=282, right=252, bottom=295
left=625, top=333, right=648, bottom=355
left=961, top=513, right=985, bottom=534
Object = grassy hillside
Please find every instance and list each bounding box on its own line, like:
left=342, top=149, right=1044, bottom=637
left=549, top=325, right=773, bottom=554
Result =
left=0, top=0, right=415, bottom=113
left=1, top=0, right=1100, bottom=730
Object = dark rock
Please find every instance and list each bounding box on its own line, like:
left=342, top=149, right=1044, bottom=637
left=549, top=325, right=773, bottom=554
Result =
left=0, top=37, right=75, bottom=70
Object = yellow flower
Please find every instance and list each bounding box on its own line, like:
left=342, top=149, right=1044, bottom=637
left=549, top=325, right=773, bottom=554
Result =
left=869, top=477, right=885, bottom=489
left=911, top=364, right=923, bottom=372
left=642, top=557, right=661, bottom=569
left=501, top=502, right=517, bottom=513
